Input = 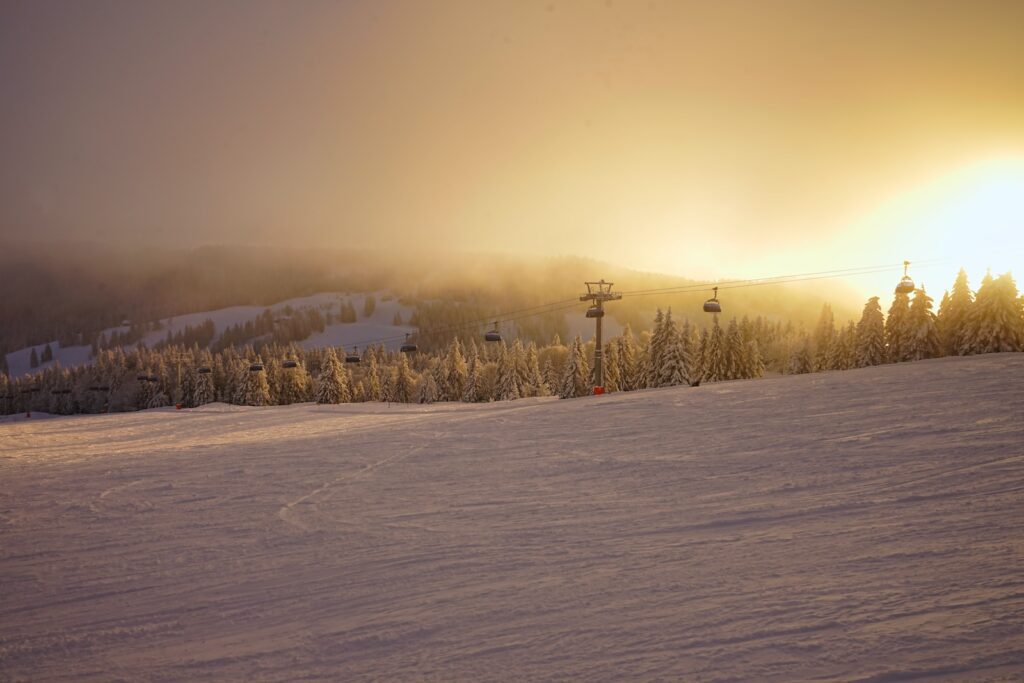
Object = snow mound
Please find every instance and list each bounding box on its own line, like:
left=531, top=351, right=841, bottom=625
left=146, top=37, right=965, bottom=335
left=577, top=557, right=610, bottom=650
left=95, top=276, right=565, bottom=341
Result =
left=1, top=354, right=1023, bottom=680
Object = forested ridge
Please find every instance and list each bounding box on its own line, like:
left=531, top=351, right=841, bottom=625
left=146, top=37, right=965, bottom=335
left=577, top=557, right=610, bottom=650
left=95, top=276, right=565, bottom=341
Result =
left=3, top=266, right=1021, bottom=416
left=1, top=243, right=857, bottom=361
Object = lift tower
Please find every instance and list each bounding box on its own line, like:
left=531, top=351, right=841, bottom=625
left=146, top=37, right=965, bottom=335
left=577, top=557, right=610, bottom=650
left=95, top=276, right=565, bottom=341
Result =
left=580, top=279, right=622, bottom=394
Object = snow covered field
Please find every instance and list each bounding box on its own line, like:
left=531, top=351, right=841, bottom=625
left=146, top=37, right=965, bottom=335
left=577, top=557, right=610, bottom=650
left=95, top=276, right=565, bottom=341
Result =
left=2, top=355, right=1023, bottom=681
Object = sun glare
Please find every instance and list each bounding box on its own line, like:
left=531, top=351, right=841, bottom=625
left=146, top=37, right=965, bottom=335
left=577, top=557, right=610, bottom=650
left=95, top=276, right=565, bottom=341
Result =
left=930, top=159, right=1024, bottom=281
left=836, top=157, right=1024, bottom=296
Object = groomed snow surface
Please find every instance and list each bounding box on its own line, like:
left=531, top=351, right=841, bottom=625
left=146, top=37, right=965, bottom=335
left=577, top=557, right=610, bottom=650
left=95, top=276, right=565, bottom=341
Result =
left=2, top=355, right=1023, bottom=681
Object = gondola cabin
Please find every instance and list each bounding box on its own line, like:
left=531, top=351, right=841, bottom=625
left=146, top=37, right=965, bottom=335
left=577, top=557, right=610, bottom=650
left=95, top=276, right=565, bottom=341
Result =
left=703, top=286, right=722, bottom=313
left=585, top=306, right=605, bottom=318
left=894, top=260, right=915, bottom=294
left=895, top=278, right=915, bottom=294
left=485, top=322, right=502, bottom=342
left=249, top=363, right=264, bottom=372
left=400, top=335, right=418, bottom=353
left=197, top=366, right=212, bottom=375
left=345, top=349, right=361, bottom=363
left=282, top=360, right=298, bottom=369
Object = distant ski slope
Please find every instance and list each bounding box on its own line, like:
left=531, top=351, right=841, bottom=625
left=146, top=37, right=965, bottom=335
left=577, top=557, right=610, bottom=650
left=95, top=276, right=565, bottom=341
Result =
left=4, top=291, right=415, bottom=378
left=2, top=354, right=1023, bottom=681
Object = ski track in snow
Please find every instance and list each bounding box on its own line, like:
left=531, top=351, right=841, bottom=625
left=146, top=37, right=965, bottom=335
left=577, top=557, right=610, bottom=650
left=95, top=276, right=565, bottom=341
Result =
left=1, top=354, right=1023, bottom=681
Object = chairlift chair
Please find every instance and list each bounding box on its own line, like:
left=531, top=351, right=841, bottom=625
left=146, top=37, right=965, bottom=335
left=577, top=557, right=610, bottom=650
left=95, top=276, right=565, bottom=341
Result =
left=585, top=305, right=605, bottom=318
left=136, top=373, right=149, bottom=381
left=484, top=322, right=502, bottom=342
left=249, top=363, right=265, bottom=372
left=703, top=286, right=722, bottom=313
left=282, top=360, right=298, bottom=369
left=895, top=260, right=915, bottom=295
left=197, top=366, right=212, bottom=375
left=400, top=334, right=418, bottom=354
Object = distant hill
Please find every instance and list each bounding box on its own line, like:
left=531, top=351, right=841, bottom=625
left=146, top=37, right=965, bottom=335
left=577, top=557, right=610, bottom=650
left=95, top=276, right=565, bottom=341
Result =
left=0, top=242, right=862, bottom=364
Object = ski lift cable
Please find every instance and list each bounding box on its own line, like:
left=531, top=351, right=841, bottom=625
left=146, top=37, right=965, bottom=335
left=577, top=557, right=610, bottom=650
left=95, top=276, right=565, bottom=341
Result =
left=326, top=259, right=944, bottom=349
left=618, top=259, right=946, bottom=298
left=341, top=300, right=584, bottom=349
left=619, top=264, right=937, bottom=300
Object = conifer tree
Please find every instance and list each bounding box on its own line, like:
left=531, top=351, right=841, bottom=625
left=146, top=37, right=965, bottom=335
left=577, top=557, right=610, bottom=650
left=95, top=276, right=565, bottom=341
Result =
left=653, top=311, right=682, bottom=387
left=496, top=343, right=521, bottom=401
left=193, top=366, right=216, bottom=406
left=558, top=335, right=590, bottom=399
left=744, top=340, right=766, bottom=378
left=511, top=340, right=533, bottom=396
left=658, top=327, right=690, bottom=387
left=417, top=372, right=438, bottom=404
left=602, top=341, right=621, bottom=393
left=443, top=339, right=468, bottom=402
left=964, top=272, right=1024, bottom=353
left=787, top=335, right=813, bottom=374
left=364, top=355, right=382, bottom=401
left=541, top=358, right=557, bottom=394
left=681, top=321, right=702, bottom=386
left=907, top=286, right=941, bottom=360
left=236, top=357, right=272, bottom=406
left=523, top=343, right=547, bottom=397
left=886, top=292, right=913, bottom=362
left=937, top=268, right=974, bottom=355
left=826, top=322, right=857, bottom=371
left=723, top=318, right=744, bottom=380
left=392, top=353, right=416, bottom=403
left=29, top=347, right=39, bottom=369
left=855, top=297, right=886, bottom=367
left=702, top=317, right=727, bottom=382
left=380, top=368, right=395, bottom=402
left=148, top=387, right=171, bottom=409
left=812, top=304, right=835, bottom=371
left=463, top=354, right=483, bottom=402
left=41, top=343, right=54, bottom=363
left=617, top=326, right=641, bottom=391
left=315, top=349, right=350, bottom=404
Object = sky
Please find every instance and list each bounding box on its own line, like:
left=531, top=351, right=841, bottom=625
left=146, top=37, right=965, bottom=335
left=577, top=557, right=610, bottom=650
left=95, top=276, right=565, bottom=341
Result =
left=2, top=0, right=1023, bottom=296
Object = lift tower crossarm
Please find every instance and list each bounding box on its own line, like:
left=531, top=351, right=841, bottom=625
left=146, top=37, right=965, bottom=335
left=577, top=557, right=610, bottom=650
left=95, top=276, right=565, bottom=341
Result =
left=580, top=280, right=622, bottom=394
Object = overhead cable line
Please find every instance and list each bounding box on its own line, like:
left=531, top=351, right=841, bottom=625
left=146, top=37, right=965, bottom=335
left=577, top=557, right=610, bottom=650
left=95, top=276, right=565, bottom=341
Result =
left=326, top=259, right=945, bottom=349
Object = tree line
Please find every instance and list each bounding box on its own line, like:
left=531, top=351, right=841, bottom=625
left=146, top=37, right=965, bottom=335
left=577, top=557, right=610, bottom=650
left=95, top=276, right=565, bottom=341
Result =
left=2, top=268, right=1021, bottom=415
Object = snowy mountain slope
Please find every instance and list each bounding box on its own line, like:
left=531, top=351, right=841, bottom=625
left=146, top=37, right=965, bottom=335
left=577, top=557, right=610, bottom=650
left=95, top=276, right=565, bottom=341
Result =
left=4, top=291, right=416, bottom=378
left=3, top=341, right=93, bottom=380
left=1, top=354, right=1023, bottom=681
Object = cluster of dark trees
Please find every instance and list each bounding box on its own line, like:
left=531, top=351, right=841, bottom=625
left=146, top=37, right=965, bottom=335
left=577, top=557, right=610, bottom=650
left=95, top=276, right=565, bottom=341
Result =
left=2, top=268, right=1020, bottom=416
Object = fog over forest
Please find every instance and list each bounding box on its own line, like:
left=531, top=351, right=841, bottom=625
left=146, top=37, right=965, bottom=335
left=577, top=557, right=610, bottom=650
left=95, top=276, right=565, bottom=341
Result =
left=0, top=240, right=867, bottom=359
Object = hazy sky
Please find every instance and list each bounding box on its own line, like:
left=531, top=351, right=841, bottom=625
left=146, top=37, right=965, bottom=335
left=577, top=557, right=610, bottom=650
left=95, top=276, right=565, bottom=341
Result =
left=2, top=0, right=1023, bottom=293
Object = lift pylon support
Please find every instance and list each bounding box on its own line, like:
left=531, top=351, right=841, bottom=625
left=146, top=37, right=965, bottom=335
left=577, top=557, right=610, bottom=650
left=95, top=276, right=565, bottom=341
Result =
left=580, top=279, right=622, bottom=394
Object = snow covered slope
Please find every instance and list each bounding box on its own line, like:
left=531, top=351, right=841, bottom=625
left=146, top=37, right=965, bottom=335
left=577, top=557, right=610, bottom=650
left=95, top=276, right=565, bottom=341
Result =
left=3, top=341, right=93, bottom=380
left=2, top=355, right=1023, bottom=681
left=4, top=291, right=416, bottom=378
